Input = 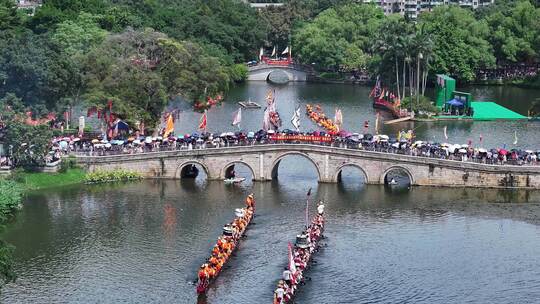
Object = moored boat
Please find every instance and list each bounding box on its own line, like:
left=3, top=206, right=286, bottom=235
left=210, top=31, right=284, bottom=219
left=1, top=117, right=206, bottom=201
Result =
left=272, top=202, right=325, bottom=304
left=196, top=194, right=256, bottom=294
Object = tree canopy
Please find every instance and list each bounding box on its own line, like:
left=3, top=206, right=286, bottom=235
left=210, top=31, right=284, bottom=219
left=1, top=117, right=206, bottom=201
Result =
left=293, top=4, right=383, bottom=71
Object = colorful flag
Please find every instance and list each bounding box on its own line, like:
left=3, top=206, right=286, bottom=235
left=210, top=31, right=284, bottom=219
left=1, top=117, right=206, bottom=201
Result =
left=163, top=113, right=175, bottom=138
left=198, top=110, right=207, bottom=131
left=232, top=108, right=242, bottom=128
left=334, top=108, right=343, bottom=131
left=291, top=107, right=301, bottom=131
left=288, top=242, right=297, bottom=274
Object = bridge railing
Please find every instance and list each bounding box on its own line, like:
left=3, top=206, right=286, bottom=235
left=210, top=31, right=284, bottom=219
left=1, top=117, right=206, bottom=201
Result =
left=70, top=140, right=539, bottom=167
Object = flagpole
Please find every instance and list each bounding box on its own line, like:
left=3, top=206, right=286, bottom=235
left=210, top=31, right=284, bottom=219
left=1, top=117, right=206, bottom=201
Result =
left=305, top=188, right=311, bottom=228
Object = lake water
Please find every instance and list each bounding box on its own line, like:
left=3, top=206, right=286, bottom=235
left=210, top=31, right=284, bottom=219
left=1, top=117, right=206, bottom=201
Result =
left=3, top=82, right=540, bottom=303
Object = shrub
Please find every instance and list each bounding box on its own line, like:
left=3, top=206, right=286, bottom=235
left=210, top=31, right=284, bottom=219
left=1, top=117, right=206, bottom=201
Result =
left=0, top=180, right=23, bottom=222
left=402, top=95, right=440, bottom=116
left=59, top=156, right=78, bottom=173
left=84, top=170, right=143, bottom=184
left=229, top=64, right=248, bottom=82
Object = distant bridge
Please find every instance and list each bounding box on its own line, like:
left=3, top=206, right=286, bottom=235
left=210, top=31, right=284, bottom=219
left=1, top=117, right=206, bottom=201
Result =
left=76, top=144, right=540, bottom=189
left=247, top=63, right=312, bottom=82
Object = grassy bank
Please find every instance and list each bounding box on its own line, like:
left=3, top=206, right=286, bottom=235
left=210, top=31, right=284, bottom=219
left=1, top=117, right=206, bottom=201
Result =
left=11, top=168, right=86, bottom=191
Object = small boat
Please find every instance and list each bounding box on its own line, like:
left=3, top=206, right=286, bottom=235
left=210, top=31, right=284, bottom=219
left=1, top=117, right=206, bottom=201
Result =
left=196, top=195, right=255, bottom=294
left=238, top=99, right=261, bottom=109
left=224, top=177, right=246, bottom=184
left=272, top=205, right=325, bottom=304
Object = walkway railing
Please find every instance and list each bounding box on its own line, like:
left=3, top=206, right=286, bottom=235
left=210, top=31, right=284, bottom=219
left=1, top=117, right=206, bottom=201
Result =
left=70, top=140, right=539, bottom=167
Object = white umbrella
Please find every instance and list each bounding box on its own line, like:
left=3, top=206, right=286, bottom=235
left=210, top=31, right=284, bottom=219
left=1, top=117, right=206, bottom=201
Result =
left=459, top=148, right=467, bottom=153
left=392, top=142, right=400, bottom=148
left=461, top=144, right=469, bottom=148
left=478, top=148, right=487, bottom=153
left=525, top=150, right=533, bottom=154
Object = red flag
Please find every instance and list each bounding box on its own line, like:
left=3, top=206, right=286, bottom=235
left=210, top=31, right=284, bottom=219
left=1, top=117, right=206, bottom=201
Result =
left=198, top=111, right=207, bottom=130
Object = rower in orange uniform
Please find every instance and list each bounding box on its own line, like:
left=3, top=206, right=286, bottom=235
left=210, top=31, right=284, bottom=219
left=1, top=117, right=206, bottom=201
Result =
left=245, top=193, right=255, bottom=209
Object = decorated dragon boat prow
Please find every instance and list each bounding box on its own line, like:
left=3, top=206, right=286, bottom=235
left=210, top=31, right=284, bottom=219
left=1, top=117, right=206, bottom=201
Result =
left=273, top=198, right=325, bottom=304
left=196, top=194, right=256, bottom=294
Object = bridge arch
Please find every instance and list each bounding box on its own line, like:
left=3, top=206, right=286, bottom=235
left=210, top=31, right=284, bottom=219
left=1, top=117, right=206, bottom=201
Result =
left=270, top=151, right=321, bottom=181
left=380, top=165, right=414, bottom=186
left=176, top=161, right=210, bottom=179
left=334, top=163, right=369, bottom=184
left=221, top=161, right=256, bottom=180
left=247, top=66, right=307, bottom=82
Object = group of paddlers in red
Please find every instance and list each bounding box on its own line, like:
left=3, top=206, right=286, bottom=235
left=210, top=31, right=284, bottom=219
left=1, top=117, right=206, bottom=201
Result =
left=273, top=202, right=325, bottom=304
left=196, top=194, right=255, bottom=294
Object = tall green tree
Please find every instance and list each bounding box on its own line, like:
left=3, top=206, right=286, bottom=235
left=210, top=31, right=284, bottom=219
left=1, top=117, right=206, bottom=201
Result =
left=293, top=3, right=384, bottom=71
left=484, top=0, right=540, bottom=63
left=418, top=6, right=495, bottom=82
left=84, top=28, right=230, bottom=128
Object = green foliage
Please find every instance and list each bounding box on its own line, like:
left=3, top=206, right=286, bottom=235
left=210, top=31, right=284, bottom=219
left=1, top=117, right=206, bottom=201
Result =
left=0, top=180, right=23, bottom=222
left=83, top=28, right=230, bottom=127
left=3, top=121, right=53, bottom=168
left=402, top=95, right=439, bottom=115
left=0, top=179, right=21, bottom=287
left=483, top=0, right=540, bottom=63
left=58, top=156, right=77, bottom=173
left=293, top=3, right=383, bottom=71
left=229, top=64, right=249, bottom=83
left=418, top=6, right=495, bottom=82
left=84, top=170, right=142, bottom=184
left=0, top=30, right=79, bottom=111
left=0, top=0, right=23, bottom=32
left=319, top=72, right=342, bottom=80
left=51, top=12, right=107, bottom=56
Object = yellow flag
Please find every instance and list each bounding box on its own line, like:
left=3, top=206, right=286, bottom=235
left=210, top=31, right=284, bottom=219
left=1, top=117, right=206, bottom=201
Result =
left=163, top=114, right=174, bottom=137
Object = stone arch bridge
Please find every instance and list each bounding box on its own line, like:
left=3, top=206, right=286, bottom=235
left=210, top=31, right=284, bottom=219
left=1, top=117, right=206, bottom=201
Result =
left=247, top=64, right=311, bottom=82
left=76, top=144, right=540, bottom=189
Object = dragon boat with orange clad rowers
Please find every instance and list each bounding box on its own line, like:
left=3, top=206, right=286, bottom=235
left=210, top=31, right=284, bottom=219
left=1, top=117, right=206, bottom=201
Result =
left=196, top=194, right=255, bottom=294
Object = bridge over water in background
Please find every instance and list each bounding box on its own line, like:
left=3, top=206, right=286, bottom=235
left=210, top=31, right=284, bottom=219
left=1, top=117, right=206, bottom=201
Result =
left=76, top=144, right=540, bottom=189
left=247, top=63, right=313, bottom=82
